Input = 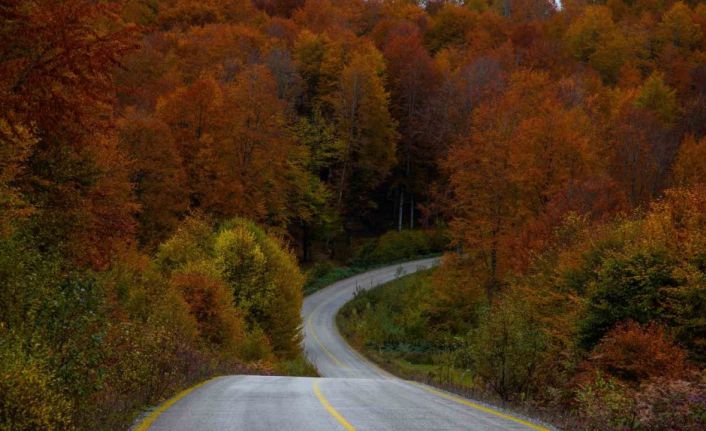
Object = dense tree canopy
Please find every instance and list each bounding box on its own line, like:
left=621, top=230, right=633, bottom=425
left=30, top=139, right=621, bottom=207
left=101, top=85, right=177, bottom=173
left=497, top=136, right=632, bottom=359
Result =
left=2, top=0, right=706, bottom=429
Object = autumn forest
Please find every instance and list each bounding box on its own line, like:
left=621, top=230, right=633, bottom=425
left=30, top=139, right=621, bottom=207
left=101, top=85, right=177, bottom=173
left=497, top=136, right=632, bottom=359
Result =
left=1, top=0, right=706, bottom=429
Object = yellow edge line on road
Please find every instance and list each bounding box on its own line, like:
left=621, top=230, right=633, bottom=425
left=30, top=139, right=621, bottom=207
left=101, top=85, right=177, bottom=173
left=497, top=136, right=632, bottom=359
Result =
left=313, top=380, right=357, bottom=431
left=409, top=381, right=550, bottom=431
left=134, top=377, right=219, bottom=431
left=307, top=306, right=348, bottom=368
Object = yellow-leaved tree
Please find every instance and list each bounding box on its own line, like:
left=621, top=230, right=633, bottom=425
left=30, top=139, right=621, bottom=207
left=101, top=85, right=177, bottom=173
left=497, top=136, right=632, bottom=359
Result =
left=157, top=216, right=304, bottom=360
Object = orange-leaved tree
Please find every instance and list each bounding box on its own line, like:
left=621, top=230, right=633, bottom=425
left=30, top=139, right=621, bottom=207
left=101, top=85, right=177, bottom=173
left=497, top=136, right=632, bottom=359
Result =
left=445, top=70, right=602, bottom=295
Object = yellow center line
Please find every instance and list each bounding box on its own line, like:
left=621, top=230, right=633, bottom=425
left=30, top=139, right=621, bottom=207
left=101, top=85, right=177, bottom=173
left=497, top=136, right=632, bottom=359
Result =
left=408, top=381, right=550, bottom=431
left=313, top=380, right=357, bottom=431
left=306, top=280, right=365, bottom=370
left=306, top=306, right=348, bottom=369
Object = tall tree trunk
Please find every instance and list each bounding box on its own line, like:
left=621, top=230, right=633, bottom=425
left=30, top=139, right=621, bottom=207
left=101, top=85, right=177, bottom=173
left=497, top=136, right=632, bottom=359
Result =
left=301, top=221, right=311, bottom=263
left=397, top=187, right=404, bottom=232
left=409, top=193, right=414, bottom=229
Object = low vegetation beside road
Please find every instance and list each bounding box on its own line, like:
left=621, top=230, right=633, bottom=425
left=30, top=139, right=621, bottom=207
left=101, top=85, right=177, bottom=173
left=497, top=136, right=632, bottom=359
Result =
left=338, top=191, right=706, bottom=430
left=1, top=217, right=316, bottom=431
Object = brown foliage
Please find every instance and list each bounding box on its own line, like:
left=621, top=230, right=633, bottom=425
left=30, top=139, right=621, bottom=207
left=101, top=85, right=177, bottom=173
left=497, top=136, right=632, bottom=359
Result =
left=445, top=69, right=606, bottom=290
left=118, top=115, right=189, bottom=249
left=672, top=135, right=706, bottom=187
left=634, top=376, right=706, bottom=431
left=254, top=0, right=305, bottom=18
left=587, top=321, right=691, bottom=384
left=5, top=0, right=706, bottom=428
left=170, top=272, right=245, bottom=352
left=69, top=137, right=139, bottom=269
left=0, top=0, right=138, bottom=142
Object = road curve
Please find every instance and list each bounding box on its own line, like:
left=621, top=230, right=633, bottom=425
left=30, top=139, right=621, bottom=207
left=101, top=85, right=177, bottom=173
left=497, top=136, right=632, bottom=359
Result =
left=144, top=259, right=551, bottom=431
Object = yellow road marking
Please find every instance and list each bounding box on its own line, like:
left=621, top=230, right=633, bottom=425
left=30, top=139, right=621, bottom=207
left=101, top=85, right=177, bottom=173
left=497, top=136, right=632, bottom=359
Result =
left=408, top=381, right=550, bottom=431
left=134, top=377, right=220, bottom=431
left=307, top=305, right=348, bottom=369
left=313, top=380, right=357, bottom=431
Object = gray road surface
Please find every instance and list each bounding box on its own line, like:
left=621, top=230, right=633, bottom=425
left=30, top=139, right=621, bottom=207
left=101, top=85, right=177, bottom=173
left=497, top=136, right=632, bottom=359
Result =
left=146, top=258, right=550, bottom=431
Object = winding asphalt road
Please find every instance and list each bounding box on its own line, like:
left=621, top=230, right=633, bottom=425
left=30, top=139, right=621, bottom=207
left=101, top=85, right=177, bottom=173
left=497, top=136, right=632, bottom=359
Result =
left=143, top=258, right=551, bottom=430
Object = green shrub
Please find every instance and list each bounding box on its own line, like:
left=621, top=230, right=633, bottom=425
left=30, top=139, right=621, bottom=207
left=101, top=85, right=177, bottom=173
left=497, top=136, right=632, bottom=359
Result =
left=155, top=216, right=214, bottom=273
left=240, top=326, right=274, bottom=362
left=215, top=226, right=270, bottom=320
left=0, top=338, right=73, bottom=431
left=352, top=229, right=448, bottom=267
left=215, top=219, right=304, bottom=359
left=579, top=250, right=681, bottom=349
left=338, top=271, right=435, bottom=351
left=307, top=260, right=337, bottom=281
left=0, top=214, right=310, bottom=430
left=155, top=216, right=305, bottom=360
left=466, top=294, right=546, bottom=402
left=575, top=373, right=637, bottom=430
left=276, top=354, right=319, bottom=377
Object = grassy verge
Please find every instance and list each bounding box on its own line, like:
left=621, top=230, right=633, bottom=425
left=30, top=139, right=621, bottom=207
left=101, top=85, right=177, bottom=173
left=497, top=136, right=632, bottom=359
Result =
left=336, top=270, right=461, bottom=385
left=336, top=270, right=565, bottom=430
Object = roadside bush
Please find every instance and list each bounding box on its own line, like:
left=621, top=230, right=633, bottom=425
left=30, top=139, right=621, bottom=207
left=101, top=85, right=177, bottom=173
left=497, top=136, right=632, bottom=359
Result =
left=0, top=338, right=73, bottom=431
left=467, top=291, right=546, bottom=402
left=215, top=219, right=304, bottom=358
left=634, top=376, right=706, bottom=430
left=69, top=259, right=213, bottom=430
left=85, top=321, right=206, bottom=430
left=576, top=320, right=703, bottom=429
left=0, top=214, right=311, bottom=430
left=579, top=249, right=681, bottom=349
left=215, top=227, right=269, bottom=320
left=35, top=275, right=110, bottom=400
left=240, top=326, right=274, bottom=362
left=0, top=236, right=63, bottom=336
left=643, top=187, right=706, bottom=361
left=155, top=216, right=214, bottom=273
left=338, top=271, right=435, bottom=352
left=575, top=373, right=637, bottom=430
left=277, top=354, right=320, bottom=377
left=156, top=216, right=304, bottom=359
left=306, top=260, right=337, bottom=282
left=170, top=270, right=245, bottom=355
left=586, top=321, right=690, bottom=383
left=575, top=372, right=706, bottom=430
left=428, top=253, right=486, bottom=334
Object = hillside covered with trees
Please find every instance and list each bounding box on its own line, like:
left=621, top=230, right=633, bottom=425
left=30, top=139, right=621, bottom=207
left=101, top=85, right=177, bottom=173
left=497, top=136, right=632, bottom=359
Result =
left=1, top=0, right=706, bottom=429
